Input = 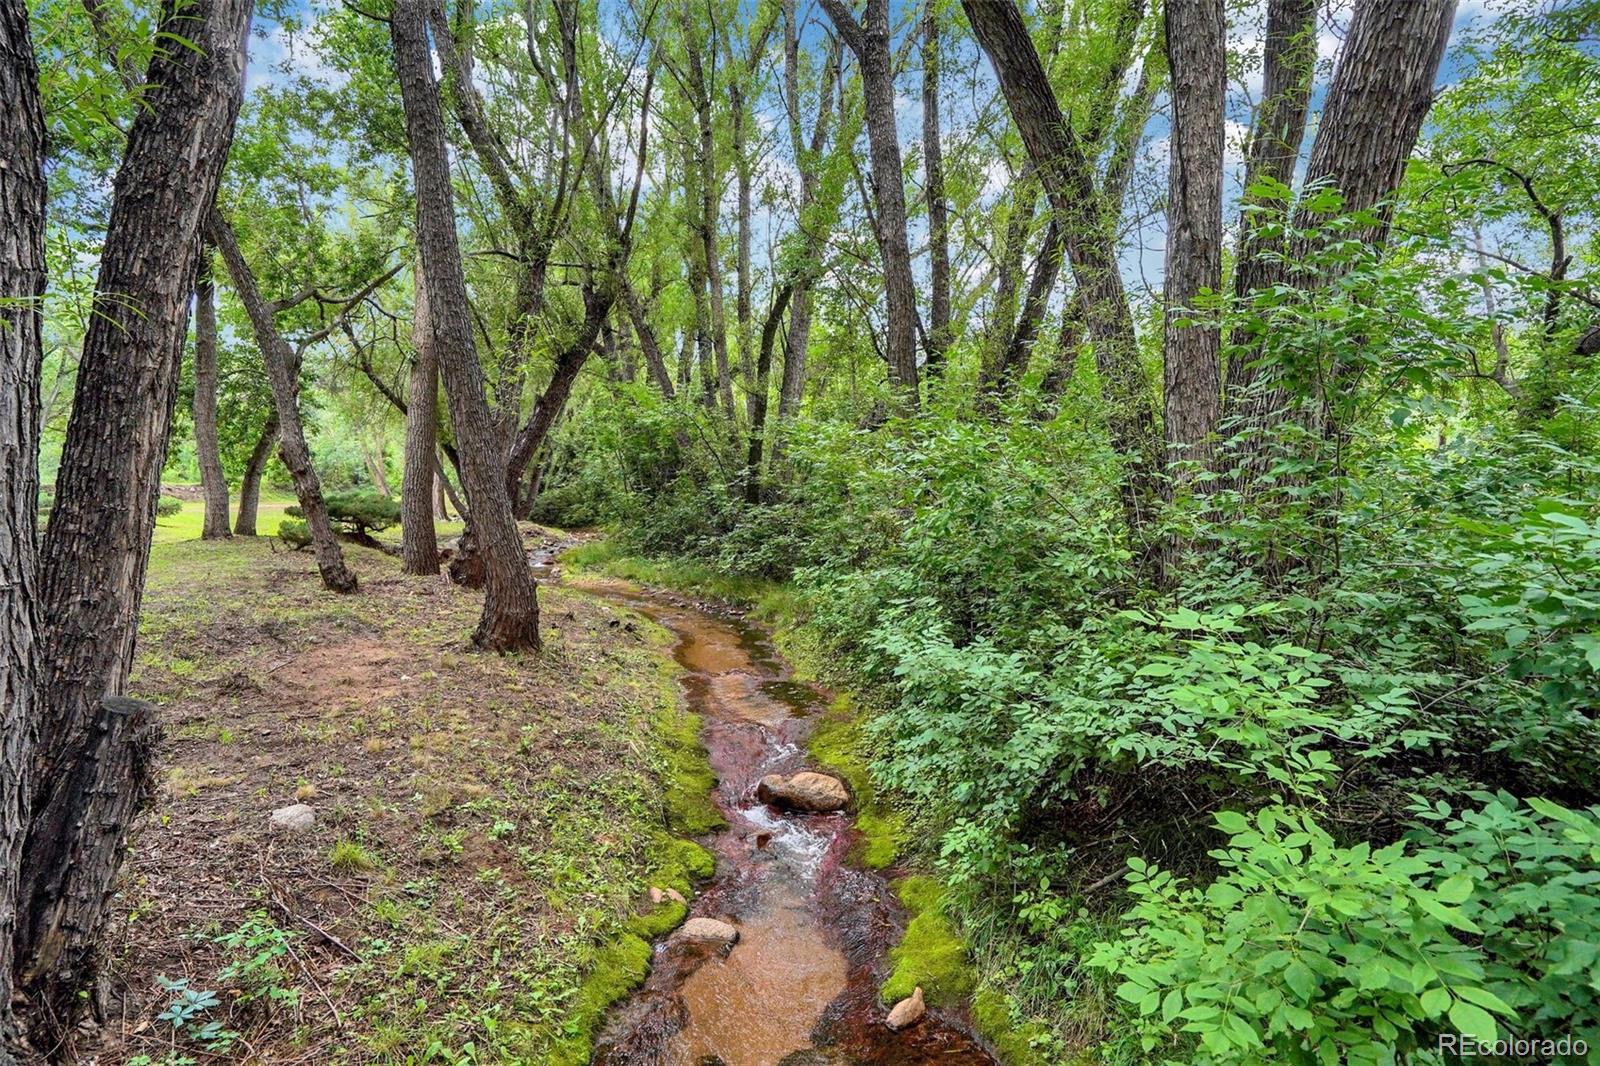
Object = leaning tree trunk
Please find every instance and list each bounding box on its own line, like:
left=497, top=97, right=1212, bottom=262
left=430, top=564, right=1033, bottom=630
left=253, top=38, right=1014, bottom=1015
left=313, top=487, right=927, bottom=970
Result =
left=193, top=249, right=232, bottom=539
left=401, top=266, right=440, bottom=574
left=208, top=211, right=359, bottom=594
left=234, top=411, right=277, bottom=535
left=963, top=0, right=1161, bottom=543
left=20, top=0, right=252, bottom=1046
left=1161, top=0, right=1225, bottom=483
left=391, top=0, right=540, bottom=651
left=0, top=0, right=47, bottom=1053
left=744, top=284, right=795, bottom=503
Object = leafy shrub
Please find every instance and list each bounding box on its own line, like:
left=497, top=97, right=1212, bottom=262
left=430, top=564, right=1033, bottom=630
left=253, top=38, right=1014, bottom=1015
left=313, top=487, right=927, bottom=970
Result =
left=1088, top=797, right=1600, bottom=1064
left=156, top=495, right=184, bottom=518
left=285, top=490, right=400, bottom=539
left=276, top=518, right=311, bottom=550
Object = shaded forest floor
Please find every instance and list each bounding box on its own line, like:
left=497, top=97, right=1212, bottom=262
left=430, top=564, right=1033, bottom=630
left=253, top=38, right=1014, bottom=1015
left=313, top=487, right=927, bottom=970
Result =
left=93, top=506, right=704, bottom=1065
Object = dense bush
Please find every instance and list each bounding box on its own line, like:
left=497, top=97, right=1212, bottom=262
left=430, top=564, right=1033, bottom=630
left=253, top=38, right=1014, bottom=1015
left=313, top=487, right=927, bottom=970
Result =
left=285, top=490, right=399, bottom=540
left=156, top=496, right=184, bottom=518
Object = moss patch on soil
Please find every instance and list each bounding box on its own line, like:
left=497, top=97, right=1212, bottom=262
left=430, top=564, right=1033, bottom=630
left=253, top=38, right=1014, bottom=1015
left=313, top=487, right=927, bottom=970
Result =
left=99, top=521, right=720, bottom=1065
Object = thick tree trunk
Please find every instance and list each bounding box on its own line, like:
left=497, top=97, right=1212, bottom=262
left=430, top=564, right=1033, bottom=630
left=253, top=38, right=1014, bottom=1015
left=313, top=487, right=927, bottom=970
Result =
left=208, top=212, right=359, bottom=594
left=922, top=0, right=951, bottom=378
left=234, top=411, right=277, bottom=535
left=401, top=267, right=440, bottom=574
left=21, top=0, right=252, bottom=1044
left=1161, top=0, right=1225, bottom=482
left=964, top=0, right=1161, bottom=541
left=193, top=251, right=232, bottom=539
left=1223, top=0, right=1456, bottom=477
left=820, top=0, right=920, bottom=405
left=0, top=0, right=47, bottom=1051
left=391, top=0, right=540, bottom=652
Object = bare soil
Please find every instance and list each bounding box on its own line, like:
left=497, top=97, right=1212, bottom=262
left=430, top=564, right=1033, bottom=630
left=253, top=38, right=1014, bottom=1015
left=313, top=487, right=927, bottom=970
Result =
left=91, top=528, right=683, bottom=1064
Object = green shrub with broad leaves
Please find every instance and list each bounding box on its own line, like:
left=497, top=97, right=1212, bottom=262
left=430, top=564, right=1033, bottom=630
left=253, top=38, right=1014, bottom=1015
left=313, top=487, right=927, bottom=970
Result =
left=1088, top=797, right=1600, bottom=1064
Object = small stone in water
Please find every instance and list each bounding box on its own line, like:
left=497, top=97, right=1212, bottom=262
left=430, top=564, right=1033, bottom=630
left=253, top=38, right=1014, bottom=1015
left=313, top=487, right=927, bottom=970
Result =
left=886, top=986, right=925, bottom=1031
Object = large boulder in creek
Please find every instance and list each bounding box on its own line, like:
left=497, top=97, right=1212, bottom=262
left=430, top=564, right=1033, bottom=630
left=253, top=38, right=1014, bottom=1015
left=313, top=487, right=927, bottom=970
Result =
left=757, top=771, right=850, bottom=813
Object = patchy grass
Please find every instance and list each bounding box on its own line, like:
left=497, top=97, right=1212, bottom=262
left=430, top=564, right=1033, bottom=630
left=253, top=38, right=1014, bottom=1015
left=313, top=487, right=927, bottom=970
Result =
left=100, top=522, right=719, bottom=1064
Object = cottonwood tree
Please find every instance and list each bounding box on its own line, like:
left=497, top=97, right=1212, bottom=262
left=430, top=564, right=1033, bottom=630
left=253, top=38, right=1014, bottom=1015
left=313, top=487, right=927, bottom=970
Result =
left=0, top=0, right=48, bottom=1053
left=391, top=0, right=541, bottom=651
left=13, top=0, right=252, bottom=1047
left=819, top=0, right=921, bottom=405
left=963, top=0, right=1161, bottom=540
left=1162, top=0, right=1225, bottom=484
left=401, top=266, right=440, bottom=574
left=207, top=211, right=391, bottom=594
left=192, top=251, right=233, bottom=538
left=1222, top=0, right=1458, bottom=487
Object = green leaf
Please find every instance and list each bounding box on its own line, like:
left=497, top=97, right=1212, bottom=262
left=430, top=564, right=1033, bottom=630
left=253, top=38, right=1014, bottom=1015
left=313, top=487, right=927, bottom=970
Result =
left=1162, top=988, right=1183, bottom=1023
left=1448, top=1000, right=1499, bottom=1043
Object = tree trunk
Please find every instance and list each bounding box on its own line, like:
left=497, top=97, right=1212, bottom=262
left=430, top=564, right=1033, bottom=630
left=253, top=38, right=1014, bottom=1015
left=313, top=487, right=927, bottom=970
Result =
left=0, top=0, right=47, bottom=1050
left=391, top=0, right=540, bottom=652
left=963, top=0, right=1161, bottom=541
left=621, top=282, right=675, bottom=398
left=193, top=250, right=232, bottom=539
left=1222, top=0, right=1316, bottom=404
left=401, top=266, right=440, bottom=574
left=733, top=83, right=756, bottom=419
left=234, top=411, right=277, bottom=535
left=1223, top=0, right=1456, bottom=476
left=744, top=284, right=794, bottom=503
left=433, top=469, right=450, bottom=521
left=1161, top=0, right=1225, bottom=483
left=208, top=212, right=359, bottom=595
left=820, top=0, right=920, bottom=405
left=681, top=14, right=736, bottom=420
left=922, top=0, right=951, bottom=378
left=21, top=0, right=252, bottom=1044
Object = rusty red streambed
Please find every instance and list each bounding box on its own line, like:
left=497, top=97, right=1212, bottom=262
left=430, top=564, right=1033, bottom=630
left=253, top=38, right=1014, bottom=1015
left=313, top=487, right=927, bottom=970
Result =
left=550, top=564, right=999, bottom=1066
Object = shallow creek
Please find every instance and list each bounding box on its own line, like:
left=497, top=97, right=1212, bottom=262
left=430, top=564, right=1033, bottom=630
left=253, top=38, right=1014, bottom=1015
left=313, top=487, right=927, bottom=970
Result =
left=542, top=557, right=999, bottom=1066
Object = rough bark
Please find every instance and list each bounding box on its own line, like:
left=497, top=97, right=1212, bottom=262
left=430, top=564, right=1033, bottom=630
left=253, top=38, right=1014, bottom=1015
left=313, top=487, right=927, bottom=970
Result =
left=391, top=0, right=540, bottom=651
left=1223, top=0, right=1456, bottom=473
left=401, top=265, right=440, bottom=575
left=1161, top=0, right=1225, bottom=481
left=0, top=0, right=46, bottom=1051
left=922, top=0, right=951, bottom=377
left=208, top=212, right=359, bottom=594
left=21, top=0, right=252, bottom=1042
left=234, top=411, right=277, bottom=535
left=820, top=0, right=920, bottom=405
left=193, top=251, right=232, bottom=538
left=964, top=0, right=1160, bottom=540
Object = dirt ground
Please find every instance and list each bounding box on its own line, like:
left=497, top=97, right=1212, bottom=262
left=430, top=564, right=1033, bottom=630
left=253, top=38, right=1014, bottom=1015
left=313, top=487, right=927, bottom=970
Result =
left=90, top=526, right=690, bottom=1065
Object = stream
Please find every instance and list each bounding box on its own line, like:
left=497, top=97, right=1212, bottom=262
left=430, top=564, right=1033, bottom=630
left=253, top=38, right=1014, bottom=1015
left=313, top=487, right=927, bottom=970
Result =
left=531, top=549, right=1000, bottom=1066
